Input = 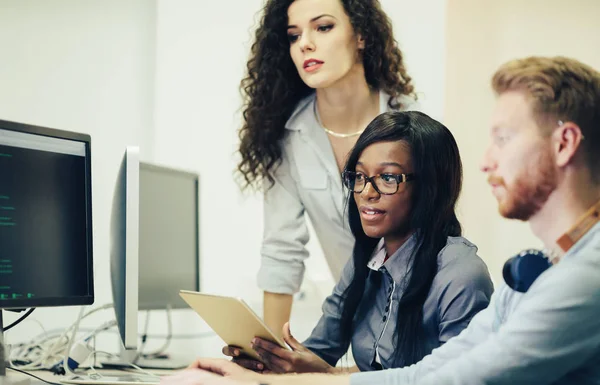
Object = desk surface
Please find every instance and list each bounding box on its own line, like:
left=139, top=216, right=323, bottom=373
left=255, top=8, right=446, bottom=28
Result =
left=5, top=368, right=177, bottom=385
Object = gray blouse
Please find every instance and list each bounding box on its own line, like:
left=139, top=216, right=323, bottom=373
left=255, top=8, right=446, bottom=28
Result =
left=303, top=235, right=494, bottom=371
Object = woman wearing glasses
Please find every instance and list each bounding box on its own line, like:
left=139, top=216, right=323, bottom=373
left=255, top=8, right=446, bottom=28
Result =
left=238, top=0, right=419, bottom=334
left=220, top=111, right=494, bottom=374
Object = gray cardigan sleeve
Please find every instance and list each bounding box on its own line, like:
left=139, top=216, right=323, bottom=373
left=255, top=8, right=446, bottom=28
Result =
left=257, top=148, right=310, bottom=295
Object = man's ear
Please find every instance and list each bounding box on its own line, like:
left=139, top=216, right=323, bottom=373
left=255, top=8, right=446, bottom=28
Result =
left=553, top=121, right=584, bottom=167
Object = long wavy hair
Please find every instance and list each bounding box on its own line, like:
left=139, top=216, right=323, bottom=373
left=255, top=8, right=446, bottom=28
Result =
left=340, top=111, right=463, bottom=367
left=237, top=0, right=415, bottom=190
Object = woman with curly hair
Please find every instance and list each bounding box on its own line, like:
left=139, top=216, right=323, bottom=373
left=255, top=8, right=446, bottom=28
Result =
left=238, top=0, right=418, bottom=334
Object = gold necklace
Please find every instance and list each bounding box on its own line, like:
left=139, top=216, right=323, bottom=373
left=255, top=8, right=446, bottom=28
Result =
left=314, top=101, right=365, bottom=138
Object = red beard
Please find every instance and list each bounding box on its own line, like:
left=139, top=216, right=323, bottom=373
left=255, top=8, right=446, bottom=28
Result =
left=490, top=149, right=557, bottom=221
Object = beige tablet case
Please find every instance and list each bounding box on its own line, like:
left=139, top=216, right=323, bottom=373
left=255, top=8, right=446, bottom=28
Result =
left=179, top=290, right=288, bottom=361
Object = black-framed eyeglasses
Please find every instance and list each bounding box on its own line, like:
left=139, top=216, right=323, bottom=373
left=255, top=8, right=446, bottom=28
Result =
left=342, top=170, right=415, bottom=195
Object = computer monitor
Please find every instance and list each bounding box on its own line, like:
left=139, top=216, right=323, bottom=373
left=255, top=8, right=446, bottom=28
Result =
left=0, top=119, right=94, bottom=309
left=109, top=146, right=140, bottom=363
left=0, top=118, right=94, bottom=384
left=138, top=162, right=200, bottom=310
left=109, top=148, right=199, bottom=369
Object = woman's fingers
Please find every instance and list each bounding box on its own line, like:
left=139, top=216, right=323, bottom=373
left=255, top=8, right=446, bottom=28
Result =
left=282, top=322, right=305, bottom=351
left=222, top=345, right=242, bottom=357
left=231, top=357, right=265, bottom=372
left=252, top=344, right=292, bottom=373
left=251, top=338, right=294, bottom=360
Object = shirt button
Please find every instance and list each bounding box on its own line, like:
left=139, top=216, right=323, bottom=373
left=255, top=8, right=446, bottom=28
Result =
left=385, top=306, right=390, bottom=312
left=383, top=316, right=387, bottom=322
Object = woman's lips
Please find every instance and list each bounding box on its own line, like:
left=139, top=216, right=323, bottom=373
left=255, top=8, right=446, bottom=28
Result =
left=360, top=206, right=386, bottom=222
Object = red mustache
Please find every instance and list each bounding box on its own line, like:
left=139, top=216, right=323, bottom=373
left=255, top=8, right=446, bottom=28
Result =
left=487, top=176, right=505, bottom=186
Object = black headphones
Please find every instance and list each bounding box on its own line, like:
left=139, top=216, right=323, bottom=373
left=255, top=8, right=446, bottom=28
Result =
left=503, top=249, right=552, bottom=293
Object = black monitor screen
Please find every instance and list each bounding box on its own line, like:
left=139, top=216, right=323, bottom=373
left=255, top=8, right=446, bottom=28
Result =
left=0, top=120, right=93, bottom=309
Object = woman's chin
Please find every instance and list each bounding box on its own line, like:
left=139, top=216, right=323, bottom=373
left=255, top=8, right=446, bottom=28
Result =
left=299, top=72, right=336, bottom=89
left=362, top=226, right=385, bottom=240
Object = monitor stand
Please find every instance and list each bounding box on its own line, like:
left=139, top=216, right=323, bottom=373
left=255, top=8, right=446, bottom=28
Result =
left=0, top=311, right=30, bottom=385
left=134, top=355, right=189, bottom=370
left=99, top=343, right=189, bottom=371
left=100, top=351, right=189, bottom=370
left=99, top=346, right=138, bottom=370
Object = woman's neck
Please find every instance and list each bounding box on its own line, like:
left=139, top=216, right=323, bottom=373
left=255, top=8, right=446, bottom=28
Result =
left=384, top=230, right=415, bottom=257
left=315, top=65, right=381, bottom=135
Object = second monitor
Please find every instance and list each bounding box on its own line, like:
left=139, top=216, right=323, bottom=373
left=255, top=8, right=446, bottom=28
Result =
left=136, top=161, right=200, bottom=369
left=109, top=147, right=200, bottom=371
left=138, top=162, right=200, bottom=310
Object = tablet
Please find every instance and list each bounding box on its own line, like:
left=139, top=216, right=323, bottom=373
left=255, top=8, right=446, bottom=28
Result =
left=179, top=290, right=289, bottom=361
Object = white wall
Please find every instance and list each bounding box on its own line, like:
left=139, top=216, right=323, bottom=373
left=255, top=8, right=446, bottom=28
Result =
left=152, top=0, right=266, bottom=303
left=382, top=0, right=447, bottom=121
left=445, top=0, right=600, bottom=284
left=0, top=0, right=157, bottom=346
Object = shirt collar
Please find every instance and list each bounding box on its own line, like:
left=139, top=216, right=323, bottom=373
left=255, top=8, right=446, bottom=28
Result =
left=284, top=93, right=316, bottom=132
left=367, top=238, right=387, bottom=271
left=284, top=90, right=398, bottom=132
left=562, top=221, right=600, bottom=261
left=367, top=233, right=418, bottom=283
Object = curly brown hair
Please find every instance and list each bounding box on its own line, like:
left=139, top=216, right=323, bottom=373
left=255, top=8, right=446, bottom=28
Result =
left=237, top=0, right=415, bottom=191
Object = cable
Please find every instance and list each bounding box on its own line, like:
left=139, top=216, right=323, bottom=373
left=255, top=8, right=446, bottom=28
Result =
left=61, top=307, right=86, bottom=377
left=1, top=321, right=6, bottom=376
left=3, top=309, right=35, bottom=332
left=8, top=303, right=113, bottom=371
left=47, top=319, right=118, bottom=376
left=140, top=306, right=172, bottom=359
left=7, top=303, right=213, bottom=371
left=136, top=309, right=152, bottom=360
left=7, top=367, right=62, bottom=385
